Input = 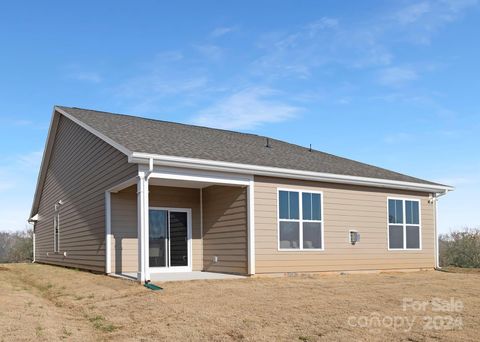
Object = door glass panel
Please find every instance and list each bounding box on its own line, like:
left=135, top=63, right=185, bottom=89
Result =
left=149, top=210, right=167, bottom=267
left=169, top=211, right=188, bottom=267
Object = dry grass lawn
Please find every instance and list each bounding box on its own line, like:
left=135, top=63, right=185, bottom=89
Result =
left=0, top=263, right=479, bottom=341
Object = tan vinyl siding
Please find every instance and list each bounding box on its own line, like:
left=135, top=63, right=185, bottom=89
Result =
left=254, top=176, right=435, bottom=274
left=110, top=185, right=202, bottom=273
left=111, top=188, right=138, bottom=273
left=34, top=114, right=138, bottom=272
left=202, top=185, right=248, bottom=274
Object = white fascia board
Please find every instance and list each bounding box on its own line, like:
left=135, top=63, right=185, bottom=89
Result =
left=131, top=152, right=454, bottom=194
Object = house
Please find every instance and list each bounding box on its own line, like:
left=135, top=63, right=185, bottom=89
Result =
left=29, top=106, right=452, bottom=282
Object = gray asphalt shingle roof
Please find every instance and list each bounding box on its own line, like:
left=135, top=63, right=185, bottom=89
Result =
left=58, top=106, right=441, bottom=186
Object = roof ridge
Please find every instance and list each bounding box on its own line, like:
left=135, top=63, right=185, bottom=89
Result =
left=57, top=105, right=264, bottom=139
left=56, top=105, right=444, bottom=187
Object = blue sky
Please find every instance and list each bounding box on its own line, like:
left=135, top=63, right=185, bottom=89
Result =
left=0, top=0, right=479, bottom=233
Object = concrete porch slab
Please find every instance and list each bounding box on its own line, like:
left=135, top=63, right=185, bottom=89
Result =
left=112, top=271, right=246, bottom=282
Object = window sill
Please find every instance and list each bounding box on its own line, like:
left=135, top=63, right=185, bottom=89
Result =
left=278, top=248, right=325, bottom=252
left=387, top=248, right=422, bottom=251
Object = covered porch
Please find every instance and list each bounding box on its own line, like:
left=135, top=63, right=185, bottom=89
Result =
left=105, top=164, right=255, bottom=282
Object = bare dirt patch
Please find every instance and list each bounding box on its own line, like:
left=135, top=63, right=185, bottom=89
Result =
left=0, top=263, right=479, bottom=341
left=440, top=266, right=480, bottom=274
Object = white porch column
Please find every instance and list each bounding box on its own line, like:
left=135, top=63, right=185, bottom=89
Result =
left=137, top=172, right=150, bottom=282
left=247, top=180, right=256, bottom=275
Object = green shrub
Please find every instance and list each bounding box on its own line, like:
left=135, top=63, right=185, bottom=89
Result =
left=0, top=229, right=33, bottom=263
left=439, top=228, right=480, bottom=268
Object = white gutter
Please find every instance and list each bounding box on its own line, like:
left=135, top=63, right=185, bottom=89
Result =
left=130, top=152, right=453, bottom=194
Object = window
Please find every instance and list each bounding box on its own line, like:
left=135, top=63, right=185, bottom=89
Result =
left=388, top=198, right=421, bottom=250
left=278, top=190, right=323, bottom=250
left=53, top=211, right=60, bottom=253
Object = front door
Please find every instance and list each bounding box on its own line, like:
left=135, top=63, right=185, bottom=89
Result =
left=149, top=208, right=191, bottom=272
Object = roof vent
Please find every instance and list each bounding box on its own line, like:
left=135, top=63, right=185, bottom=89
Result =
left=265, top=138, right=271, bottom=148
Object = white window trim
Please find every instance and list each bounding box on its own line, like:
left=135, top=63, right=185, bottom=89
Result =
left=277, top=188, right=325, bottom=251
left=387, top=197, right=422, bottom=251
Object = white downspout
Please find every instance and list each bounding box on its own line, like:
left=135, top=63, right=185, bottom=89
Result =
left=433, top=190, right=449, bottom=269
left=434, top=196, right=439, bottom=269
left=33, top=227, right=36, bottom=263
left=28, top=216, right=38, bottom=263
left=142, top=158, right=154, bottom=283
left=137, top=173, right=147, bottom=283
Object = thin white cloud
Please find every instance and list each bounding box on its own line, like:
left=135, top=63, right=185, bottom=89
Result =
left=252, top=1, right=477, bottom=79
left=191, top=87, right=301, bottom=130
left=384, top=132, right=414, bottom=144
left=18, top=150, right=43, bottom=169
left=194, top=44, right=224, bottom=61
left=154, top=50, right=184, bottom=62
left=395, top=0, right=477, bottom=25
left=0, top=118, right=36, bottom=127
left=392, top=0, right=478, bottom=43
left=306, top=17, right=339, bottom=32
left=61, top=63, right=103, bottom=83
left=395, top=2, right=431, bottom=24
left=378, top=67, right=418, bottom=86
left=252, top=16, right=394, bottom=79
left=70, top=71, right=102, bottom=83
left=114, top=51, right=211, bottom=114
left=12, top=119, right=34, bottom=126
left=210, top=26, right=236, bottom=38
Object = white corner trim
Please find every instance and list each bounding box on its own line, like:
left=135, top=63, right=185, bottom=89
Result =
left=247, top=180, right=256, bottom=275
left=105, top=191, right=112, bottom=274
left=131, top=152, right=453, bottom=194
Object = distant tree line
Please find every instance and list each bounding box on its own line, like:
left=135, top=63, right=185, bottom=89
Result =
left=0, top=229, right=33, bottom=263
left=439, top=227, right=480, bottom=268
